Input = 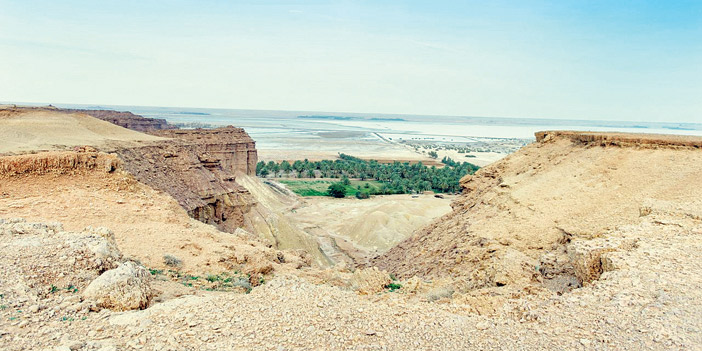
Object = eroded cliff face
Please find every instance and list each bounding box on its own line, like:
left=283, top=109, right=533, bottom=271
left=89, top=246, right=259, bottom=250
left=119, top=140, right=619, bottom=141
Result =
left=113, top=127, right=259, bottom=233
left=1, top=105, right=261, bottom=234
left=150, top=127, right=258, bottom=176
left=374, top=131, right=702, bottom=299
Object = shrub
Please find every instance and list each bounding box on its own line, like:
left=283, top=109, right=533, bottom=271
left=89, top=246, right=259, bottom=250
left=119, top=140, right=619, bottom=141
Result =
left=355, top=190, right=370, bottom=199
left=327, top=183, right=347, bottom=198
left=163, top=254, right=182, bottom=267
left=385, top=282, right=402, bottom=292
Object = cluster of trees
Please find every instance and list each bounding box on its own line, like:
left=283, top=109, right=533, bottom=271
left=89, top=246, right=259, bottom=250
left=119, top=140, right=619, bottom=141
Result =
left=256, top=154, right=479, bottom=194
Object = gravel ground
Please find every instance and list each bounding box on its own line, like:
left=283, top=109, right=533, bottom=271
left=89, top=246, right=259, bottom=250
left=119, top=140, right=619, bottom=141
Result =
left=2, top=207, right=700, bottom=350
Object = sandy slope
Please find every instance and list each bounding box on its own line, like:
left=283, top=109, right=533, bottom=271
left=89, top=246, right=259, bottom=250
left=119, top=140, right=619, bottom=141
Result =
left=0, top=108, right=164, bottom=154
left=234, top=175, right=453, bottom=266
left=376, top=132, right=702, bottom=298
left=0, top=161, right=307, bottom=277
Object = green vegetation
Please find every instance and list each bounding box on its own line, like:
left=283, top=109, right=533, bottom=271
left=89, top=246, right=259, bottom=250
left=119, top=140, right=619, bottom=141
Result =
left=259, top=154, right=479, bottom=196
left=327, top=183, right=347, bottom=198
left=150, top=269, right=253, bottom=293
left=385, top=282, right=402, bottom=292
left=278, top=179, right=386, bottom=197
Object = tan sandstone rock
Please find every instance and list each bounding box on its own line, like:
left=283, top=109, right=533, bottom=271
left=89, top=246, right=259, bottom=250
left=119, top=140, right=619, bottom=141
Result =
left=83, top=261, right=153, bottom=311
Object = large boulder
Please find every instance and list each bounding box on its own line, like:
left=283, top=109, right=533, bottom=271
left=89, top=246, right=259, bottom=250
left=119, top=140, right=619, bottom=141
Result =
left=83, top=261, right=153, bottom=311
left=0, top=219, right=122, bottom=299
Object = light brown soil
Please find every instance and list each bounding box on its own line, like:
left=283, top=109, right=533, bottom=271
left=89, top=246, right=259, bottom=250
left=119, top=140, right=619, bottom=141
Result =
left=291, top=194, right=453, bottom=254
left=376, top=131, right=702, bottom=297
left=0, top=109, right=164, bottom=154
left=2, top=130, right=702, bottom=350
left=0, top=168, right=308, bottom=277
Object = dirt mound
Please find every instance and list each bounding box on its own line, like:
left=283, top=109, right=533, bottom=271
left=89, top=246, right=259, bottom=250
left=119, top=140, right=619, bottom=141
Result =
left=374, top=131, right=702, bottom=295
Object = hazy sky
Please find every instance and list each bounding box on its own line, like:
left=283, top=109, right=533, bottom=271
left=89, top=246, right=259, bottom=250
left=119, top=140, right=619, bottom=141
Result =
left=1, top=1, right=701, bottom=122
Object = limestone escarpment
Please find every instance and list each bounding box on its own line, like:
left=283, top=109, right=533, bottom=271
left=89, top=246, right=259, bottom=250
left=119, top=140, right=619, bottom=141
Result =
left=57, top=108, right=174, bottom=132
left=374, top=131, right=702, bottom=296
left=150, top=127, right=258, bottom=176
left=113, top=141, right=256, bottom=232
left=113, top=127, right=259, bottom=232
left=535, top=130, right=702, bottom=148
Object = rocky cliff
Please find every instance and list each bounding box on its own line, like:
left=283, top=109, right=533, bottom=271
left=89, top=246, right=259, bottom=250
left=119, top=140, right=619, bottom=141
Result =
left=374, top=131, right=702, bottom=297
left=113, top=136, right=257, bottom=233
left=57, top=108, right=174, bottom=132
left=0, top=106, right=260, bottom=234
left=150, top=127, right=258, bottom=176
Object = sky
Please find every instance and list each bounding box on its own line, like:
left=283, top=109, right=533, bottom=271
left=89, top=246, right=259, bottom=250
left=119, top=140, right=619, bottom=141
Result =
left=0, top=1, right=701, bottom=122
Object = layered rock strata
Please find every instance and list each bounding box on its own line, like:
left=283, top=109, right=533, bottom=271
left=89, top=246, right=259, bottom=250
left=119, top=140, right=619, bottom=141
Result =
left=57, top=108, right=174, bottom=132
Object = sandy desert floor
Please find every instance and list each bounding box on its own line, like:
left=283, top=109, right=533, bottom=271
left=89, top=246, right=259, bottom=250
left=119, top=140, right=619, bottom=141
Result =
left=284, top=194, right=453, bottom=264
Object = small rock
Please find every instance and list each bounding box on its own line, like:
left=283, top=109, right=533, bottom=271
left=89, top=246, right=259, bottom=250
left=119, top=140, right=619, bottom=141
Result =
left=476, top=321, right=490, bottom=330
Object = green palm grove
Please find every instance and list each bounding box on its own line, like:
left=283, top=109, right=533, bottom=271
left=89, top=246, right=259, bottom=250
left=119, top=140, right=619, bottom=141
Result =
left=256, top=154, right=479, bottom=195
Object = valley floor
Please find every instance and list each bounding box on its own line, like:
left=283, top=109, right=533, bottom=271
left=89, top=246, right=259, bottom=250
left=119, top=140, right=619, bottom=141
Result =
left=2, top=205, right=701, bottom=350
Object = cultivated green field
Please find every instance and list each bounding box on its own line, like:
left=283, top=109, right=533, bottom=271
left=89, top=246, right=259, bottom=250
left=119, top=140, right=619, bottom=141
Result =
left=277, top=179, right=386, bottom=197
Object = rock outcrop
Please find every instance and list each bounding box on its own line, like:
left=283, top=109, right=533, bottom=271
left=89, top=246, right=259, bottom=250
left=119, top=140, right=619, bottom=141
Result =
left=0, top=219, right=122, bottom=300
left=0, top=150, right=121, bottom=177
left=1, top=106, right=260, bottom=233
left=83, top=261, right=153, bottom=311
left=0, top=106, right=331, bottom=267
left=113, top=127, right=259, bottom=232
left=150, top=127, right=258, bottom=176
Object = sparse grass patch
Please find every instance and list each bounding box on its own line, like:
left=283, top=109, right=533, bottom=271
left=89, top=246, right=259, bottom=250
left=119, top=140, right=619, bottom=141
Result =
left=163, top=254, right=182, bottom=267
left=426, top=286, right=454, bottom=301
left=158, top=270, right=254, bottom=293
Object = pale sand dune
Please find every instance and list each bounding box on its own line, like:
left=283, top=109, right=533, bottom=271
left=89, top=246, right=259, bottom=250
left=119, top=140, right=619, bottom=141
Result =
left=0, top=109, right=164, bottom=154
